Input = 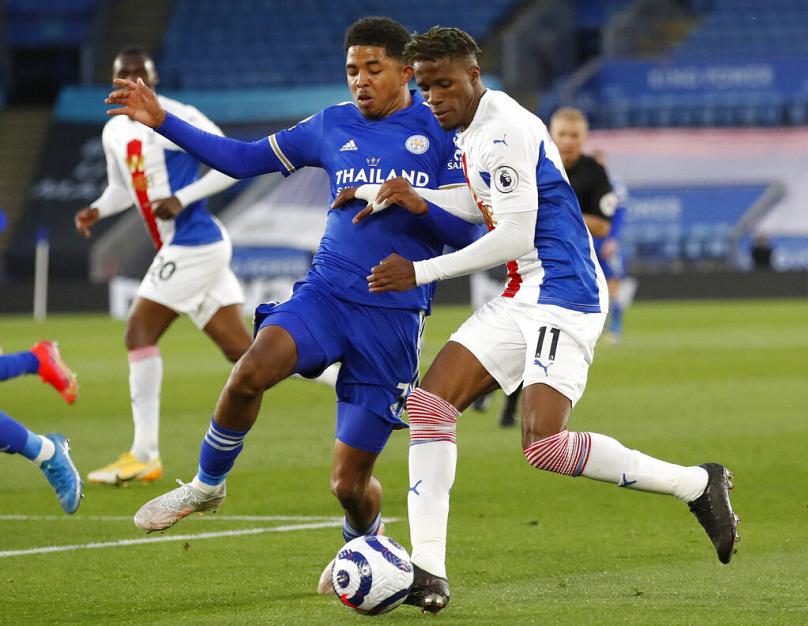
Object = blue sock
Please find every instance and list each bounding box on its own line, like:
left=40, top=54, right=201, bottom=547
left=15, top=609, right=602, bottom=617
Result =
left=609, top=303, right=624, bottom=335
left=343, top=512, right=382, bottom=542
left=0, top=351, right=39, bottom=382
left=0, top=410, right=41, bottom=458
left=196, top=418, right=248, bottom=486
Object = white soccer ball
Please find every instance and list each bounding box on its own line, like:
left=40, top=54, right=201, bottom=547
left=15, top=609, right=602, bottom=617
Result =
left=331, top=535, right=414, bottom=615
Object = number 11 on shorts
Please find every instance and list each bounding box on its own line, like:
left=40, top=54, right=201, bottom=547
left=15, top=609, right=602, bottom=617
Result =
left=533, top=326, right=560, bottom=376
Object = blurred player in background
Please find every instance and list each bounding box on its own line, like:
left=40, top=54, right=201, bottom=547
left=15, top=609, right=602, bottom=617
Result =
left=74, top=46, right=252, bottom=486
left=592, top=148, right=632, bottom=343
left=356, top=27, right=739, bottom=612
left=0, top=342, right=82, bottom=513
left=105, top=18, right=480, bottom=594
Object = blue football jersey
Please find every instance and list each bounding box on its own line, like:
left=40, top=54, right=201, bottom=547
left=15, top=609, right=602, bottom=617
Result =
left=268, top=91, right=465, bottom=310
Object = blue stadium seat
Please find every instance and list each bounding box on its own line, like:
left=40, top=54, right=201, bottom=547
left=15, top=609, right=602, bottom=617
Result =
left=159, top=0, right=521, bottom=90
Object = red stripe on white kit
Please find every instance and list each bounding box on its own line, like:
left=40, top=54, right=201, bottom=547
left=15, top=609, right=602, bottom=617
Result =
left=406, top=388, right=459, bottom=444
left=126, top=139, right=163, bottom=250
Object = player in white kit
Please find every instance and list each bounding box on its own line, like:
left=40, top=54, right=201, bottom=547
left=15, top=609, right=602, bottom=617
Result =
left=74, top=46, right=252, bottom=485
left=353, top=27, right=739, bottom=613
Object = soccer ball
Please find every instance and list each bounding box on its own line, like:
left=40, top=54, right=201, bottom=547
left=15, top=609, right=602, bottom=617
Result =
left=331, top=535, right=414, bottom=615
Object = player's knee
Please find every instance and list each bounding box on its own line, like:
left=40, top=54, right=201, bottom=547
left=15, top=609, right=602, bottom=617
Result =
left=330, top=475, right=364, bottom=511
left=226, top=354, right=271, bottom=398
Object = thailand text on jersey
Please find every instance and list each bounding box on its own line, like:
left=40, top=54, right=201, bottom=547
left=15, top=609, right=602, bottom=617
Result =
left=458, top=90, right=607, bottom=314
left=268, top=91, right=465, bottom=311
left=96, top=95, right=224, bottom=249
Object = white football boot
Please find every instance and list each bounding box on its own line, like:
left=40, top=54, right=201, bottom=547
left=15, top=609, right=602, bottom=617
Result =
left=134, top=479, right=226, bottom=532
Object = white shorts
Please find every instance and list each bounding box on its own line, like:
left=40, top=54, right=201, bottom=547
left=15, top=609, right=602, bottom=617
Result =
left=136, top=237, right=244, bottom=329
left=450, top=298, right=606, bottom=406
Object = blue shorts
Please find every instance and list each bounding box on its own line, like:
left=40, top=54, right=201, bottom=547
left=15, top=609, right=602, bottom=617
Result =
left=254, top=280, right=424, bottom=453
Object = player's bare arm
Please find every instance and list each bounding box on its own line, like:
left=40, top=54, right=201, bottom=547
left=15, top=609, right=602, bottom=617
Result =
left=151, top=196, right=183, bottom=220
left=105, top=77, right=167, bottom=128
left=74, top=206, right=100, bottom=238
left=368, top=253, right=416, bottom=292
left=584, top=213, right=611, bottom=238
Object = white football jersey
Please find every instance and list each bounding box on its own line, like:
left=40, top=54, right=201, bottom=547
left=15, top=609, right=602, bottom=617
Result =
left=92, top=95, right=226, bottom=249
left=458, top=90, right=607, bottom=313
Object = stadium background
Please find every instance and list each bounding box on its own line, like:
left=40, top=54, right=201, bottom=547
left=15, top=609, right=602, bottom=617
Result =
left=2, top=0, right=808, bottom=312
left=1, top=1, right=807, bottom=623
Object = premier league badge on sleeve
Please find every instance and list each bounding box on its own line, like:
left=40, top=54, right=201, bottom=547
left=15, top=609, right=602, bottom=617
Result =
left=494, top=166, right=518, bottom=193
left=405, top=135, right=430, bottom=154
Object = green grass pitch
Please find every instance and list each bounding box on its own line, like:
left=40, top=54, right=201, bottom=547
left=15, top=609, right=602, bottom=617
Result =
left=1, top=300, right=807, bottom=624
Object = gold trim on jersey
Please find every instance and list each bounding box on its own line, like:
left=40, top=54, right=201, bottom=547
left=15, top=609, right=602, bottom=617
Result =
left=269, top=134, right=295, bottom=174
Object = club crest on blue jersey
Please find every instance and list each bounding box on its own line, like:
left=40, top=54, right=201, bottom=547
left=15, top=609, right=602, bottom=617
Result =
left=494, top=166, right=518, bottom=193
left=405, top=135, right=430, bottom=155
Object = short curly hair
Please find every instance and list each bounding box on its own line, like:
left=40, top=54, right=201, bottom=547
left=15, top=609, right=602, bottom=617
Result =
left=344, top=17, right=411, bottom=60
left=404, top=26, right=481, bottom=64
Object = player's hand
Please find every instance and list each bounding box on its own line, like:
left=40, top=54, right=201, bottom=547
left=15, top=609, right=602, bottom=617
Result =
left=74, top=206, right=100, bottom=238
left=352, top=178, right=428, bottom=225
left=152, top=196, right=183, bottom=220
left=367, top=253, right=416, bottom=292
left=105, top=77, right=167, bottom=128
left=332, top=187, right=358, bottom=208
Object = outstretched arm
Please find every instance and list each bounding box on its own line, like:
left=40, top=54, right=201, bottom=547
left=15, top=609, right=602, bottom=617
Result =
left=105, top=78, right=281, bottom=179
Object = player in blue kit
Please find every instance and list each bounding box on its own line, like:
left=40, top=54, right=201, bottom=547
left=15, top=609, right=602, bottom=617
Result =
left=1, top=342, right=82, bottom=513
left=108, top=17, right=480, bottom=578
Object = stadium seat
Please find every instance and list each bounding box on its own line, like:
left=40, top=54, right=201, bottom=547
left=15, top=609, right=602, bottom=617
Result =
left=158, top=0, right=521, bottom=90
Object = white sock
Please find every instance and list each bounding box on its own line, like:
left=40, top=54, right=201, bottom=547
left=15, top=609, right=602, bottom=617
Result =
left=408, top=440, right=456, bottom=579
left=191, top=474, right=224, bottom=495
left=582, top=433, right=708, bottom=502
left=32, top=436, right=55, bottom=465
left=128, top=347, right=162, bottom=462
left=526, top=431, right=709, bottom=502
left=406, top=388, right=460, bottom=579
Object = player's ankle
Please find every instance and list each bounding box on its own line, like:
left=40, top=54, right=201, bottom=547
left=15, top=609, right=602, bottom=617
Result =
left=191, top=474, right=224, bottom=495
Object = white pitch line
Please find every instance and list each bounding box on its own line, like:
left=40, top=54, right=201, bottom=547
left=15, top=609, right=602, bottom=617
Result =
left=0, top=514, right=343, bottom=522
left=0, top=520, right=341, bottom=558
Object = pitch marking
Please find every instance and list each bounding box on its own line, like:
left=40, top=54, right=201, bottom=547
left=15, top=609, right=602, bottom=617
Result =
left=0, top=516, right=401, bottom=559
left=0, top=514, right=342, bottom=522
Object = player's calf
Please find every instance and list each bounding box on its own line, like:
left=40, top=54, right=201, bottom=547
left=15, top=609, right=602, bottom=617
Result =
left=523, top=429, right=591, bottom=476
